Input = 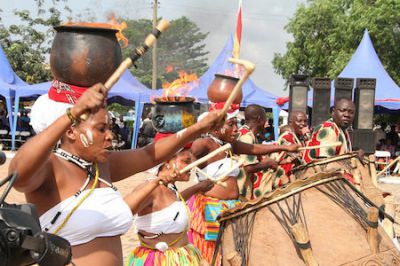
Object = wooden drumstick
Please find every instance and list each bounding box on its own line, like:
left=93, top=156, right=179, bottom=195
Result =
left=178, top=143, right=232, bottom=174
left=298, top=141, right=342, bottom=151
left=80, top=19, right=170, bottom=120
left=221, top=58, right=255, bottom=114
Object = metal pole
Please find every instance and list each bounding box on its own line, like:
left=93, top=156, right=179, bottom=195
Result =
left=151, top=0, right=158, bottom=89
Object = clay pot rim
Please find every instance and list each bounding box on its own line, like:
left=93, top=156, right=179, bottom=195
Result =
left=153, top=96, right=195, bottom=104
left=54, top=25, right=119, bottom=34
left=214, top=73, right=240, bottom=81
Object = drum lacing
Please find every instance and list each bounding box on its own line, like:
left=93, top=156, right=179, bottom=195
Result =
left=267, top=193, right=310, bottom=250
left=316, top=179, right=369, bottom=229
left=212, top=211, right=257, bottom=266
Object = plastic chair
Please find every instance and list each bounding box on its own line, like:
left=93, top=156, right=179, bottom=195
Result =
left=375, top=150, right=391, bottom=176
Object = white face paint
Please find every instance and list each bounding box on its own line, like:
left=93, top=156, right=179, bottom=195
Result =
left=80, top=133, right=89, bottom=148
left=85, top=129, right=94, bottom=145
left=176, top=128, right=187, bottom=138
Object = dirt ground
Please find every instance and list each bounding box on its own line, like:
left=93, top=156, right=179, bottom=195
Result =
left=0, top=152, right=195, bottom=262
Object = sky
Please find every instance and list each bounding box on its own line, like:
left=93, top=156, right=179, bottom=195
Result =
left=0, top=0, right=305, bottom=96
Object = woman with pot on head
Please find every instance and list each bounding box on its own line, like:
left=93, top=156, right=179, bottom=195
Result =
left=188, top=104, right=300, bottom=265
left=9, top=84, right=224, bottom=266
left=124, top=142, right=215, bottom=265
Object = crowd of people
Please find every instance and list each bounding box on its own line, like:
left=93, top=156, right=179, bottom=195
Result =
left=9, top=73, right=374, bottom=266
left=374, top=122, right=400, bottom=158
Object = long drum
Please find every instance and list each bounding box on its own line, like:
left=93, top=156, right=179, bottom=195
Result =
left=216, top=171, right=400, bottom=265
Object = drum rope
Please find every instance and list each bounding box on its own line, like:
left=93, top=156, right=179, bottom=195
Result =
left=316, top=180, right=369, bottom=229
left=267, top=193, right=309, bottom=250
left=227, top=210, right=257, bottom=266
left=211, top=221, right=225, bottom=266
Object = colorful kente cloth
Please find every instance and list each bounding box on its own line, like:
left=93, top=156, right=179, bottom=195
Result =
left=303, top=118, right=352, bottom=163
left=238, top=125, right=282, bottom=199
left=125, top=244, right=202, bottom=266
left=267, top=131, right=306, bottom=190
left=237, top=125, right=261, bottom=200
left=187, top=194, right=240, bottom=265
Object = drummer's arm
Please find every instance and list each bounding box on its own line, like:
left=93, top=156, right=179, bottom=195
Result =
left=11, top=84, right=107, bottom=192
left=244, top=157, right=278, bottom=174
left=108, top=112, right=224, bottom=182
left=231, top=140, right=299, bottom=155
left=124, top=179, right=158, bottom=214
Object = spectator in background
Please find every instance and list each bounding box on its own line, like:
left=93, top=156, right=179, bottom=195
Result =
left=18, top=110, right=32, bottom=132
left=374, top=122, right=387, bottom=148
left=138, top=113, right=156, bottom=147
left=264, top=118, right=275, bottom=142
left=120, top=121, right=131, bottom=149
left=0, top=108, right=10, bottom=132
left=386, top=125, right=399, bottom=152
left=116, top=114, right=124, bottom=129
left=110, top=117, right=121, bottom=141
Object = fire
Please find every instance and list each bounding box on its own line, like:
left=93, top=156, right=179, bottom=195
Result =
left=159, top=71, right=199, bottom=102
left=62, top=15, right=128, bottom=47
left=224, top=66, right=244, bottom=78
left=108, top=15, right=128, bottom=47
left=165, top=65, right=174, bottom=73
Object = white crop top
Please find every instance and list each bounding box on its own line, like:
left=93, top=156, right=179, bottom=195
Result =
left=135, top=201, right=188, bottom=235
left=195, top=157, right=241, bottom=182
left=40, top=187, right=133, bottom=246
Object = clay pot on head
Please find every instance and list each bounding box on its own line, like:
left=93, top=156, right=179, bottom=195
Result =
left=207, top=74, right=242, bottom=103
left=50, top=25, right=122, bottom=87
left=152, top=97, right=197, bottom=133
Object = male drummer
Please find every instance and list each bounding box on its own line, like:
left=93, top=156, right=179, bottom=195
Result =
left=303, top=98, right=354, bottom=162
left=237, top=104, right=278, bottom=199
left=270, top=111, right=310, bottom=185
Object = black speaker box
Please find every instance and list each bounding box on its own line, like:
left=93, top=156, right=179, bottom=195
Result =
left=311, top=77, right=331, bottom=127
left=352, top=129, right=376, bottom=154
left=353, top=78, right=376, bottom=129
left=289, top=74, right=309, bottom=114
left=334, top=77, right=354, bottom=101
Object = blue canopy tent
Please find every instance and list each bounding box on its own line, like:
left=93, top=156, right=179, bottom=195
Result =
left=156, top=35, right=280, bottom=137
left=280, top=29, right=400, bottom=111
left=11, top=70, right=154, bottom=150
left=339, top=29, right=400, bottom=110
left=0, top=46, right=27, bottom=131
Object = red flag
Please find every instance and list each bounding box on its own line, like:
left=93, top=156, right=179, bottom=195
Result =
left=233, top=0, right=242, bottom=59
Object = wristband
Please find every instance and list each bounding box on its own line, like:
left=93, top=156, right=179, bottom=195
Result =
left=66, top=107, right=81, bottom=126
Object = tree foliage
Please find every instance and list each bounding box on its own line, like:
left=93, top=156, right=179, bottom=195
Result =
left=272, top=0, right=400, bottom=88
left=121, top=16, right=209, bottom=88
left=1, top=4, right=209, bottom=88
left=0, top=0, right=71, bottom=83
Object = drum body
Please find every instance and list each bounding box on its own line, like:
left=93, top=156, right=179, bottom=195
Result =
left=218, top=171, right=400, bottom=266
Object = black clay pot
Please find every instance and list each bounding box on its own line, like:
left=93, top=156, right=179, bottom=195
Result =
left=50, top=25, right=122, bottom=87
left=152, top=97, right=197, bottom=133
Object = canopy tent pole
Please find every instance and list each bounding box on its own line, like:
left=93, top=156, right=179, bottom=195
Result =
left=131, top=98, right=144, bottom=149
left=11, top=96, right=20, bottom=151
left=272, top=106, right=280, bottom=141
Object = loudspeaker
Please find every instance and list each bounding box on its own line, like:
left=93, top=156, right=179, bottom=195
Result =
left=311, top=77, right=331, bottom=127
left=334, top=77, right=354, bottom=101
left=353, top=78, right=376, bottom=129
left=289, top=74, right=309, bottom=114
left=352, top=129, right=376, bottom=154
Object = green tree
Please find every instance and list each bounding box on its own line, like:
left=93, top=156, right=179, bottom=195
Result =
left=272, top=0, right=400, bottom=88
left=121, top=16, right=209, bottom=88
left=0, top=0, right=71, bottom=83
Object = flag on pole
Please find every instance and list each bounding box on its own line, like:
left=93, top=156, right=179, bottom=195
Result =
left=232, top=0, right=242, bottom=59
